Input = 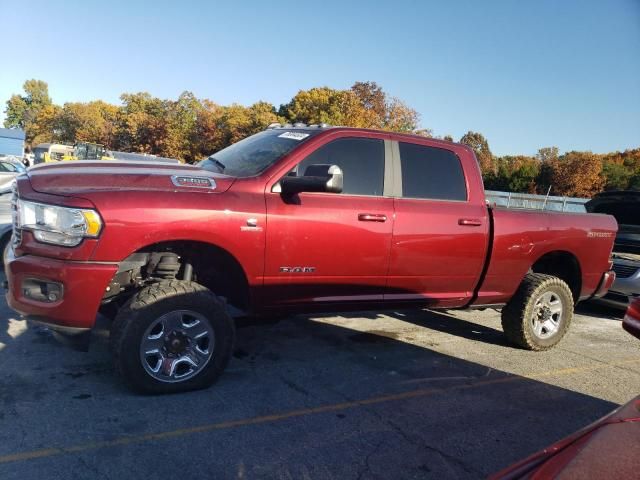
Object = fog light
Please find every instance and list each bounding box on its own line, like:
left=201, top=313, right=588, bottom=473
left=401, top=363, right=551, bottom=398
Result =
left=22, top=278, right=63, bottom=303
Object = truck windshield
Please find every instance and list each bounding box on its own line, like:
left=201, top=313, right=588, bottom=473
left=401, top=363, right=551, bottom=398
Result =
left=198, top=129, right=320, bottom=177
left=33, top=148, right=47, bottom=164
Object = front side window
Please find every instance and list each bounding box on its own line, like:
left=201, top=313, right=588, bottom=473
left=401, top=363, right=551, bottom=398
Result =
left=399, top=142, right=467, bottom=201
left=198, top=129, right=321, bottom=177
left=296, top=137, right=385, bottom=196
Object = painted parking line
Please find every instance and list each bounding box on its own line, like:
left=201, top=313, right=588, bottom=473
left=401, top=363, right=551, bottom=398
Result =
left=1, top=358, right=639, bottom=465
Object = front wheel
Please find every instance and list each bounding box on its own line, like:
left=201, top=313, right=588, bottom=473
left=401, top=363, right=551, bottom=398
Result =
left=110, top=280, right=235, bottom=394
left=501, top=273, right=574, bottom=351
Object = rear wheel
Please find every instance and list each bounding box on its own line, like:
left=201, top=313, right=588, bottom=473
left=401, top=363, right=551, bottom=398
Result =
left=110, top=280, right=235, bottom=394
left=501, top=273, right=573, bottom=351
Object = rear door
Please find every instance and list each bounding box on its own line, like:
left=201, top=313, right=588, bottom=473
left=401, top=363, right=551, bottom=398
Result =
left=263, top=134, right=394, bottom=307
left=386, top=140, right=489, bottom=307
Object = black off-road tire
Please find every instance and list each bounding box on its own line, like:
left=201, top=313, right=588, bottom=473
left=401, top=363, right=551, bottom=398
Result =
left=501, top=273, right=574, bottom=351
left=110, top=280, right=235, bottom=394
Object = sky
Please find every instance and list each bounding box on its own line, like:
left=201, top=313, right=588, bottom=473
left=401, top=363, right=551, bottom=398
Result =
left=0, top=0, right=638, bottom=156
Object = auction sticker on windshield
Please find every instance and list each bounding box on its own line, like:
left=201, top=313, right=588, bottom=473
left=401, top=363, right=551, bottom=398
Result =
left=278, top=132, right=310, bottom=141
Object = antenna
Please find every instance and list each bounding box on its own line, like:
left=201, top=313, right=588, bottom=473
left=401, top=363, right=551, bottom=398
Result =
left=541, top=185, right=552, bottom=210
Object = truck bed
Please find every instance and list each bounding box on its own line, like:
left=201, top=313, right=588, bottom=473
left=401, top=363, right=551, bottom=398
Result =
left=474, top=206, right=617, bottom=306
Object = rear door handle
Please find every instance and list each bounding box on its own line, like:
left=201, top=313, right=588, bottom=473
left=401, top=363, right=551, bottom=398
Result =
left=358, top=213, right=387, bottom=222
left=458, top=218, right=482, bottom=226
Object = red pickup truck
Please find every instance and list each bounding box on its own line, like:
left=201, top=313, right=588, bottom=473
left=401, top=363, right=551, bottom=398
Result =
left=5, top=125, right=617, bottom=393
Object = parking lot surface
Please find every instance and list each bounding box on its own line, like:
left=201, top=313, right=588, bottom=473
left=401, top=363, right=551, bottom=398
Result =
left=1, top=284, right=639, bottom=479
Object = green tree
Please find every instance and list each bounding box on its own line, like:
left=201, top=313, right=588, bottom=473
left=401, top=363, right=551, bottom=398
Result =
left=10, top=77, right=638, bottom=191
left=116, top=92, right=168, bottom=154
left=4, top=79, right=54, bottom=143
left=279, top=87, right=364, bottom=126
left=4, top=95, right=29, bottom=129
left=194, top=99, right=224, bottom=155
left=56, top=101, right=119, bottom=147
left=196, top=101, right=281, bottom=160
left=460, top=131, right=494, bottom=176
left=629, top=173, right=640, bottom=191
left=487, top=155, right=539, bottom=193
left=222, top=103, right=280, bottom=144
left=602, top=162, right=631, bottom=190
left=162, top=91, right=204, bottom=161
left=508, top=159, right=539, bottom=193
left=280, top=82, right=420, bottom=133
left=29, top=104, right=63, bottom=145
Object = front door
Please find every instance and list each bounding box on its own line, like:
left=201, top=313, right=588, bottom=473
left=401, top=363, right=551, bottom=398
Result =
left=264, top=136, right=394, bottom=307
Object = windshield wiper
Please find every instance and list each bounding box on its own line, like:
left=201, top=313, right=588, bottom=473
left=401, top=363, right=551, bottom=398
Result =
left=207, top=157, right=226, bottom=172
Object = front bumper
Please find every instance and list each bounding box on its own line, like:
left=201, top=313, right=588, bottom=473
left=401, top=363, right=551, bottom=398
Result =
left=5, top=248, right=118, bottom=330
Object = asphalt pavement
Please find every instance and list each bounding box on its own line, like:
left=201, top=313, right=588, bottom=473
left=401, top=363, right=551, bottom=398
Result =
left=1, top=283, right=638, bottom=479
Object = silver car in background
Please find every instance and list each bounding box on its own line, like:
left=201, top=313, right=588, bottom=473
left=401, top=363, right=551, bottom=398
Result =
left=0, top=159, right=26, bottom=192
left=0, top=160, right=22, bottom=269
left=0, top=187, right=12, bottom=271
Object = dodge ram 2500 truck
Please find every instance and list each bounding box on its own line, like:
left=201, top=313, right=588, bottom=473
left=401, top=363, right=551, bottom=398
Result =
left=5, top=125, right=617, bottom=394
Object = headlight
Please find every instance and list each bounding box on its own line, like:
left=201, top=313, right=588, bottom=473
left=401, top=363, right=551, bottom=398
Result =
left=16, top=199, right=102, bottom=247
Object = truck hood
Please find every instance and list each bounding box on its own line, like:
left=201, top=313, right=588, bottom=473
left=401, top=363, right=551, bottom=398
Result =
left=26, top=161, right=235, bottom=196
left=586, top=191, right=640, bottom=254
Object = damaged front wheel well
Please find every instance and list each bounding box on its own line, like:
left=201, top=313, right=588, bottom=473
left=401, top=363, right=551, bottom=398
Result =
left=101, top=241, right=251, bottom=316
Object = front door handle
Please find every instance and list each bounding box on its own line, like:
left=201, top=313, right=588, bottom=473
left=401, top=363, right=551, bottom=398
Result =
left=458, top=218, right=482, bottom=226
left=358, top=213, right=387, bottom=222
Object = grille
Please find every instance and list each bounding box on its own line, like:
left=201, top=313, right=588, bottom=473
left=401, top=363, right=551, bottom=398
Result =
left=10, top=190, right=21, bottom=247
left=613, top=263, right=638, bottom=279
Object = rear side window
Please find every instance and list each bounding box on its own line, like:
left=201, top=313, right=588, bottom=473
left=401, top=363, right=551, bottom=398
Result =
left=399, top=142, right=467, bottom=201
left=297, top=138, right=385, bottom=196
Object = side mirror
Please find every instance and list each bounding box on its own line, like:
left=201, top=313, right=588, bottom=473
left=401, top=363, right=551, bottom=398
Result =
left=275, top=164, right=343, bottom=196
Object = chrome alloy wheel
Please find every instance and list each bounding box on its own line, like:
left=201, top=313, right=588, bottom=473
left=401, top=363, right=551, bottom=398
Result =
left=139, top=310, right=215, bottom=383
left=531, top=291, right=563, bottom=339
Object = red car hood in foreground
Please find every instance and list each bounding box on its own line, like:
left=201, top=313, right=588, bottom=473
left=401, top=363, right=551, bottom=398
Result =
left=26, top=161, right=235, bottom=195
left=491, top=397, right=640, bottom=479
left=493, top=299, right=640, bottom=479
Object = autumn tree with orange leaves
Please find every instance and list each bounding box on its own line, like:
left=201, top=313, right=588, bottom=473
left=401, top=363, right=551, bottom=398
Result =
left=547, top=151, right=605, bottom=197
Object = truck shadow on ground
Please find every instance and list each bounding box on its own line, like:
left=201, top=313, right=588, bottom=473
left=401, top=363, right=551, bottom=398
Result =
left=576, top=301, right=625, bottom=320
left=328, top=308, right=510, bottom=347
left=0, top=303, right=623, bottom=479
